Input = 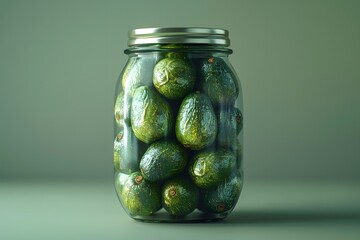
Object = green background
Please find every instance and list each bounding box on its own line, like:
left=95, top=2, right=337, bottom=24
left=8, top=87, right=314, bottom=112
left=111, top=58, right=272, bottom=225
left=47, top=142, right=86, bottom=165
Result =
left=1, top=0, right=359, bottom=181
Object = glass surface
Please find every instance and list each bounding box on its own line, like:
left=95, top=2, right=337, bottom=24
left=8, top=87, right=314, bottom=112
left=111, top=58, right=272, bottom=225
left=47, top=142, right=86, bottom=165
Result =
left=114, top=44, right=243, bottom=222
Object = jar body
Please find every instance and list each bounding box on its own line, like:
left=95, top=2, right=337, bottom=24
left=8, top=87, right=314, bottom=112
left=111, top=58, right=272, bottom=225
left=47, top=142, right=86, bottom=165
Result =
left=114, top=45, right=243, bottom=222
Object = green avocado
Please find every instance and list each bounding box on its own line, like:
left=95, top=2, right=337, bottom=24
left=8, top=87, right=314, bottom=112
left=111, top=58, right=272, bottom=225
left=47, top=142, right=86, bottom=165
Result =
left=115, top=172, right=130, bottom=197
left=131, top=86, right=173, bottom=143
left=216, top=106, right=243, bottom=147
left=121, top=171, right=161, bottom=216
left=175, top=92, right=217, bottom=150
left=140, top=141, right=188, bottom=182
left=114, top=92, right=131, bottom=126
left=122, top=57, right=154, bottom=97
left=153, top=56, right=195, bottom=100
left=162, top=177, right=199, bottom=216
left=198, top=171, right=242, bottom=213
left=234, top=107, right=243, bottom=134
left=113, top=124, right=144, bottom=174
left=189, top=149, right=236, bottom=189
left=234, top=139, right=243, bottom=170
left=199, top=57, right=239, bottom=104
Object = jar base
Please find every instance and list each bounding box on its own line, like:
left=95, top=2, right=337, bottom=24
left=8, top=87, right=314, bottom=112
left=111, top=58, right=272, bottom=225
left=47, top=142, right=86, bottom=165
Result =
left=130, top=209, right=228, bottom=223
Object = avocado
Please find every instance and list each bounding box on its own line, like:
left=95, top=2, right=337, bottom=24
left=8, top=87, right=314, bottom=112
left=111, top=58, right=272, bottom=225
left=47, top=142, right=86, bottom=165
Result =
left=199, top=57, right=239, bottom=104
left=162, top=177, right=198, bottom=216
left=114, top=92, right=131, bottom=126
left=189, top=149, right=236, bottom=188
left=121, top=171, right=161, bottom=216
left=114, top=172, right=130, bottom=196
left=122, top=57, right=153, bottom=97
left=140, top=141, right=188, bottom=182
left=233, top=139, right=243, bottom=170
left=175, top=92, right=217, bottom=150
left=131, top=86, right=173, bottom=143
left=153, top=56, right=195, bottom=100
left=198, top=171, right=242, bottom=213
left=113, top=124, right=143, bottom=174
left=216, top=106, right=243, bottom=147
left=234, top=107, right=243, bottom=134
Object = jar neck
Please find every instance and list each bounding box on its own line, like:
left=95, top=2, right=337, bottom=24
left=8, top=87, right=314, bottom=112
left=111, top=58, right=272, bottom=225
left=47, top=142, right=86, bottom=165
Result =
left=124, top=44, right=233, bottom=56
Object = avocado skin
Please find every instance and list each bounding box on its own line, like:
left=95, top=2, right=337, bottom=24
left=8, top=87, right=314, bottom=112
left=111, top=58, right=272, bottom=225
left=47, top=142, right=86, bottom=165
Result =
left=233, top=139, right=243, bottom=170
left=234, top=107, right=243, bottom=134
left=121, top=171, right=161, bottom=216
left=199, top=57, right=239, bottom=104
left=216, top=106, right=243, bottom=147
left=114, top=92, right=131, bottom=126
left=114, top=172, right=130, bottom=196
left=153, top=57, right=195, bottom=100
left=189, top=149, right=236, bottom=189
left=140, top=141, right=188, bottom=182
left=175, top=92, right=217, bottom=150
left=162, top=177, right=199, bottom=216
left=113, top=124, right=143, bottom=174
left=122, top=57, right=153, bottom=97
left=131, top=86, right=173, bottom=143
left=198, top=171, right=242, bottom=213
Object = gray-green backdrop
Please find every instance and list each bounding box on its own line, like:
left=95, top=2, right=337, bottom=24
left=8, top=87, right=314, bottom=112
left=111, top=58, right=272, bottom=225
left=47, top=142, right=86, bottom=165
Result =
left=1, top=0, right=359, bottom=181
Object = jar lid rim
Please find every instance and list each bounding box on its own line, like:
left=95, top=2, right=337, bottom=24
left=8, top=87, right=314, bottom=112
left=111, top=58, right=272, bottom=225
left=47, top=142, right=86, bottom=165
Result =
left=128, top=27, right=230, bottom=47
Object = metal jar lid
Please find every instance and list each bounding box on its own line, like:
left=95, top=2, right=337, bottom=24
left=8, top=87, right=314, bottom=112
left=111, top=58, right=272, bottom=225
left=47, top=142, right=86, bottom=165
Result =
left=128, top=27, right=230, bottom=47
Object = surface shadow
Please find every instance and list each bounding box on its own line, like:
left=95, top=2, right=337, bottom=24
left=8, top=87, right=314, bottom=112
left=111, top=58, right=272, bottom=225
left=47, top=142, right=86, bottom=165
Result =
left=224, top=209, right=360, bottom=224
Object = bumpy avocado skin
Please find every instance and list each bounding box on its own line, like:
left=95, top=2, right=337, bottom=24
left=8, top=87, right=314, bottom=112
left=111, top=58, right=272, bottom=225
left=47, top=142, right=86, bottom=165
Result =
left=216, top=106, right=243, bottom=147
left=162, top=177, right=199, bottom=216
left=121, top=171, right=161, bottom=216
left=199, top=57, right=239, bottom=104
left=115, top=172, right=130, bottom=197
left=131, top=86, right=173, bottom=143
left=175, top=92, right=217, bottom=150
left=113, top=124, right=144, bottom=174
left=189, top=149, right=236, bottom=188
left=198, top=171, right=242, bottom=213
left=234, top=107, right=243, bottom=134
left=153, top=57, right=195, bottom=100
left=122, top=57, right=153, bottom=97
left=233, top=139, right=243, bottom=170
left=114, top=92, right=131, bottom=126
left=140, top=141, right=188, bottom=182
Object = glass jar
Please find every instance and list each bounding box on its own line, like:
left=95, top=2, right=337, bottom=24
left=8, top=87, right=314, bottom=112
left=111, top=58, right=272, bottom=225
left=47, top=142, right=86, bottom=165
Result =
left=113, top=27, right=243, bottom=222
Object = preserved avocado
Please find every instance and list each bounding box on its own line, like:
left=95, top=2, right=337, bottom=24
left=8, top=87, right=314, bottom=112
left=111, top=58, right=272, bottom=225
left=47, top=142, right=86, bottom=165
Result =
left=114, top=92, right=131, bottom=126
left=216, top=106, right=243, bottom=147
left=121, top=171, right=161, bottom=216
left=198, top=171, right=242, bottom=213
left=162, top=177, right=198, bottom=216
left=175, top=92, right=217, bottom=150
left=115, top=172, right=130, bottom=196
left=131, top=86, right=173, bottom=143
left=234, top=139, right=243, bottom=169
left=153, top=56, right=195, bottom=100
left=199, top=57, right=239, bottom=104
left=122, top=58, right=147, bottom=97
left=234, top=107, right=243, bottom=134
left=113, top=124, right=143, bottom=174
left=140, top=141, right=188, bottom=182
left=189, top=149, right=236, bottom=188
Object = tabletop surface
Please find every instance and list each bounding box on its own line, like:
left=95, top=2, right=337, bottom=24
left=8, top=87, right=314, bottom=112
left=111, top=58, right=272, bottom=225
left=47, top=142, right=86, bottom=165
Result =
left=1, top=180, right=359, bottom=240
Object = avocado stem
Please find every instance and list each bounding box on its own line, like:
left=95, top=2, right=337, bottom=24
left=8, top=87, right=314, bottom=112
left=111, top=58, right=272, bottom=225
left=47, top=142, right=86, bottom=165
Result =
left=117, top=133, right=123, bottom=140
left=217, top=203, right=225, bottom=212
left=135, top=175, right=143, bottom=184
left=169, top=189, right=176, bottom=196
